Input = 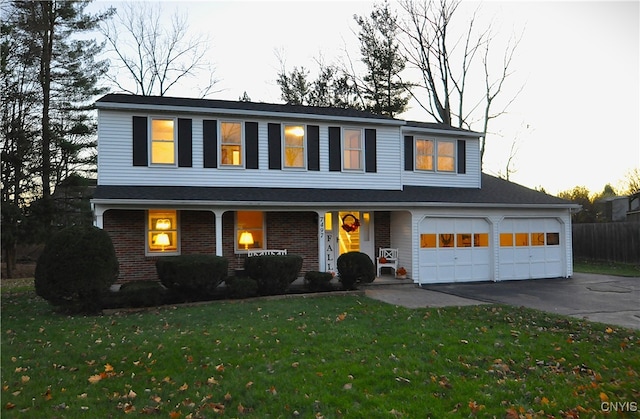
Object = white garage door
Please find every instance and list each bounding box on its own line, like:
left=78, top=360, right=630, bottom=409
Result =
left=498, top=218, right=563, bottom=280
left=419, top=218, right=491, bottom=284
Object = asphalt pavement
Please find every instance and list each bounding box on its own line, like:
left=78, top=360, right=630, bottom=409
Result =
left=364, top=273, right=640, bottom=330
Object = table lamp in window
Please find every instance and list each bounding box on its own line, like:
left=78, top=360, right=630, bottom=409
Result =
left=239, top=231, right=254, bottom=250
left=154, top=233, right=171, bottom=251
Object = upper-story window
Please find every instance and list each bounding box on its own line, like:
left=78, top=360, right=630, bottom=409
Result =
left=220, top=121, right=243, bottom=166
left=284, top=125, right=306, bottom=169
left=415, top=138, right=455, bottom=172
left=150, top=118, right=176, bottom=165
left=343, top=128, right=363, bottom=171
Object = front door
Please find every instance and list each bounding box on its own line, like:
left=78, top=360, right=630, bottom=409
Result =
left=324, top=211, right=374, bottom=272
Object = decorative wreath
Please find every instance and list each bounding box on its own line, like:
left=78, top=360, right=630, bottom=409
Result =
left=341, top=213, right=360, bottom=233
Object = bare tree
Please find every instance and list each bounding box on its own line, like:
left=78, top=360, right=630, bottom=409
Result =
left=397, top=0, right=522, bottom=166
left=101, top=2, right=217, bottom=97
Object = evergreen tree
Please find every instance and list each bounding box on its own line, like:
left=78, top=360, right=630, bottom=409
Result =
left=0, top=1, right=112, bottom=275
left=354, top=1, right=409, bottom=116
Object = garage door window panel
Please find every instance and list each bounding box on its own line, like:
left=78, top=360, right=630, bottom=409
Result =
left=420, top=233, right=437, bottom=248
left=546, top=233, right=560, bottom=245
left=515, top=233, right=529, bottom=246
left=439, top=234, right=455, bottom=248
left=531, top=233, right=545, bottom=246
left=457, top=234, right=472, bottom=247
left=500, top=233, right=513, bottom=247
left=474, top=233, right=489, bottom=247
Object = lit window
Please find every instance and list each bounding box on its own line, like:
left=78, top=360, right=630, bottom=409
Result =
left=415, top=139, right=434, bottom=170
left=148, top=210, right=178, bottom=253
left=456, top=234, right=472, bottom=247
left=500, top=233, right=513, bottom=247
left=221, top=122, right=242, bottom=166
left=437, top=140, right=455, bottom=172
left=420, top=233, right=437, bottom=248
left=151, top=119, right=175, bottom=165
left=236, top=211, right=264, bottom=252
left=439, top=233, right=455, bottom=248
left=284, top=125, right=305, bottom=168
left=343, top=129, right=362, bottom=170
left=473, top=233, right=489, bottom=247
left=415, top=139, right=455, bottom=172
left=531, top=233, right=545, bottom=246
left=515, top=233, right=529, bottom=246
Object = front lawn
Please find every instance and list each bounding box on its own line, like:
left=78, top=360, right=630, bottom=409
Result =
left=573, top=259, right=640, bottom=277
left=2, top=290, right=638, bottom=418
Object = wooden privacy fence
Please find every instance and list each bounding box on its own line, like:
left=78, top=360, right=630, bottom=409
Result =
left=572, top=222, right=640, bottom=264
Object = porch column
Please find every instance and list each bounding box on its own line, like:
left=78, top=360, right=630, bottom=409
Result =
left=93, top=204, right=105, bottom=229
left=213, top=210, right=224, bottom=257
left=317, top=210, right=326, bottom=272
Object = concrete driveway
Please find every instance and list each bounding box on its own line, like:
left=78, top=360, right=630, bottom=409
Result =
left=366, top=273, right=640, bottom=330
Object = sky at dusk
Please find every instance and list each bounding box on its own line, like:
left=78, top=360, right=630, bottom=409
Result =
left=93, top=0, right=639, bottom=195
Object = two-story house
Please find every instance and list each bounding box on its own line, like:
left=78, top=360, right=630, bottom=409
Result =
left=91, top=93, right=577, bottom=285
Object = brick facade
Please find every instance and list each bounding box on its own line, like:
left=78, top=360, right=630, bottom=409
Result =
left=374, top=211, right=391, bottom=251
left=105, top=209, right=320, bottom=282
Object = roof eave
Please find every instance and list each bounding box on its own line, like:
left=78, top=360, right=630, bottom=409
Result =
left=91, top=197, right=579, bottom=210
left=95, top=101, right=406, bottom=126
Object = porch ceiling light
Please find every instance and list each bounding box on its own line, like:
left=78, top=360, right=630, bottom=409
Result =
left=239, top=231, right=254, bottom=250
left=156, top=218, right=171, bottom=230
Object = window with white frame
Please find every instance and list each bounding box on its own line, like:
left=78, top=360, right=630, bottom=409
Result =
left=415, top=138, right=455, bottom=172
left=147, top=210, right=179, bottom=254
left=343, top=128, right=363, bottom=171
left=284, top=125, right=306, bottom=168
left=236, top=211, right=265, bottom=252
left=150, top=118, right=176, bottom=165
left=220, top=121, right=243, bottom=166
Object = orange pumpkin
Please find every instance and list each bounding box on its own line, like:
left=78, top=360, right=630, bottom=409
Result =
left=379, top=257, right=387, bottom=264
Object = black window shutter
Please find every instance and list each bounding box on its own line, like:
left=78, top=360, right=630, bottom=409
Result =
left=245, top=122, right=259, bottom=169
left=365, top=128, right=377, bottom=173
left=328, top=127, right=341, bottom=171
left=268, top=123, right=281, bottom=170
left=203, top=120, right=217, bottom=168
left=307, top=125, right=320, bottom=171
left=132, top=116, right=148, bottom=166
left=457, top=139, right=466, bottom=174
left=404, top=135, right=414, bottom=171
left=177, top=118, right=192, bottom=167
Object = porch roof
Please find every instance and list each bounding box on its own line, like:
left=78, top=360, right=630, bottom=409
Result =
left=93, top=174, right=576, bottom=209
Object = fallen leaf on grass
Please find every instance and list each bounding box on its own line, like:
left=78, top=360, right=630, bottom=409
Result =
left=179, top=383, right=189, bottom=391
left=88, top=374, right=102, bottom=384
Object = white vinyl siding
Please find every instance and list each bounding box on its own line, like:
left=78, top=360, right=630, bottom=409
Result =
left=97, top=110, right=403, bottom=190
left=403, top=138, right=481, bottom=188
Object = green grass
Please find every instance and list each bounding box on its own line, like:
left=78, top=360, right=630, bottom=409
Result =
left=2, top=290, right=638, bottom=418
left=573, top=259, right=640, bottom=277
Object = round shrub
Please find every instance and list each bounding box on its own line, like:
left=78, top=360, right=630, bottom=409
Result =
left=337, top=251, right=375, bottom=290
left=103, top=281, right=167, bottom=308
left=304, top=271, right=334, bottom=292
left=225, top=276, right=259, bottom=299
left=35, top=225, right=119, bottom=313
left=244, top=255, right=303, bottom=295
left=156, top=254, right=227, bottom=298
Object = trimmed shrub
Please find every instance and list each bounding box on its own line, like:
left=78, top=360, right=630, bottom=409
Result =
left=35, top=226, right=119, bottom=313
left=304, top=271, right=334, bottom=292
left=337, top=251, right=375, bottom=290
left=103, top=281, right=167, bottom=308
left=225, top=276, right=259, bottom=299
left=244, top=255, right=303, bottom=295
left=156, top=254, right=227, bottom=298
